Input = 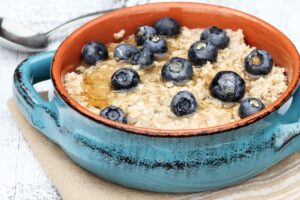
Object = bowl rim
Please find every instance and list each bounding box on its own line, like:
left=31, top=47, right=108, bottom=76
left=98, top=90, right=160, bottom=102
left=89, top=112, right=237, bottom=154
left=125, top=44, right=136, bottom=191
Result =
left=51, top=2, right=300, bottom=137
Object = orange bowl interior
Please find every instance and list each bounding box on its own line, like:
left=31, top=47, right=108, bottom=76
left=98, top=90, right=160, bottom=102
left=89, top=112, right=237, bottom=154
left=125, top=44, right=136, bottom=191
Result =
left=52, top=2, right=299, bottom=137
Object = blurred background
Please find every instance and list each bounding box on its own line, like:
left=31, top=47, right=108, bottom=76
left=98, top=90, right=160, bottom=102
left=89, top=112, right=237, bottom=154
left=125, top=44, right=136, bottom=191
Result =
left=0, top=0, right=299, bottom=199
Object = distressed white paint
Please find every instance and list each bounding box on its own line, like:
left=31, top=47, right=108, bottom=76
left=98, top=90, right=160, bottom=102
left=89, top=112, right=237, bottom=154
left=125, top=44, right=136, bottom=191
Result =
left=0, top=0, right=299, bottom=199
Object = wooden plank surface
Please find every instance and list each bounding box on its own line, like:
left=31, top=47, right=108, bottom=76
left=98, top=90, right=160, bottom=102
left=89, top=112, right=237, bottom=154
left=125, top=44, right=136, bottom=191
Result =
left=0, top=0, right=299, bottom=199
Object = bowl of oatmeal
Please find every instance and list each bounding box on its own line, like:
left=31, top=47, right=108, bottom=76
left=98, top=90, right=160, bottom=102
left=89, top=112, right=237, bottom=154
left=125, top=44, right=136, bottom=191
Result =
left=13, top=2, right=300, bottom=193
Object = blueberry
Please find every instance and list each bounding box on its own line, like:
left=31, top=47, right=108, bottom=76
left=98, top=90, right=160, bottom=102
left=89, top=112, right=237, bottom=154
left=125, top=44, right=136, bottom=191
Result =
left=135, top=26, right=157, bottom=46
left=130, top=51, right=141, bottom=65
left=161, top=57, right=193, bottom=84
left=200, top=26, right=230, bottom=49
left=154, top=17, right=181, bottom=36
left=188, top=40, right=218, bottom=66
left=111, top=68, right=140, bottom=90
left=81, top=41, right=108, bottom=65
left=130, top=48, right=154, bottom=69
left=100, top=106, right=127, bottom=123
left=113, top=44, right=138, bottom=62
left=245, top=49, right=273, bottom=75
left=143, top=35, right=168, bottom=56
left=171, top=91, right=198, bottom=116
left=238, top=97, right=265, bottom=118
left=210, top=71, right=245, bottom=102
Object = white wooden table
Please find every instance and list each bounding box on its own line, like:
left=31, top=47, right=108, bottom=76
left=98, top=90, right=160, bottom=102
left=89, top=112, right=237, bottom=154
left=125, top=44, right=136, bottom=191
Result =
left=1, top=0, right=299, bottom=199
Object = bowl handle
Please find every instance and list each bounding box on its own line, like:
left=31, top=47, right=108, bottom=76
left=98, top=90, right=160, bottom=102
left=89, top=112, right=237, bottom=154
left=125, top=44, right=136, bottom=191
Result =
left=12, top=51, right=60, bottom=133
left=273, top=84, right=300, bottom=153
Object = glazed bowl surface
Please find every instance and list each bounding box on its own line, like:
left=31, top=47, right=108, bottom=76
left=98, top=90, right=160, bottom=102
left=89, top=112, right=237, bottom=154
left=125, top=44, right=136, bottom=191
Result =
left=13, top=2, right=300, bottom=193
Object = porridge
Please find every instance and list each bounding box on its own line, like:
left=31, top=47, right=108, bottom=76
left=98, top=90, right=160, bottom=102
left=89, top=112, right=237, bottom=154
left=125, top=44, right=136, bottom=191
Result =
left=64, top=17, right=288, bottom=129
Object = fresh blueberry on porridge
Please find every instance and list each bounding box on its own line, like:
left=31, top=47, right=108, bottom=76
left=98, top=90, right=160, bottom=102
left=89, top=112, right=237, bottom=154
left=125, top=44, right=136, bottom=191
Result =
left=210, top=71, right=245, bottom=102
left=130, top=48, right=154, bottom=69
left=100, top=106, right=127, bottom=123
left=154, top=17, right=181, bottom=36
left=135, top=25, right=157, bottom=46
left=111, top=68, right=140, bottom=90
left=161, top=57, right=193, bottom=84
left=171, top=91, right=198, bottom=116
left=245, top=49, right=273, bottom=75
left=81, top=41, right=108, bottom=65
left=200, top=26, right=230, bottom=49
left=188, top=40, right=218, bottom=66
left=130, top=50, right=141, bottom=65
left=238, top=97, right=265, bottom=118
left=64, top=17, right=288, bottom=129
left=114, top=44, right=138, bottom=62
left=143, top=34, right=168, bottom=57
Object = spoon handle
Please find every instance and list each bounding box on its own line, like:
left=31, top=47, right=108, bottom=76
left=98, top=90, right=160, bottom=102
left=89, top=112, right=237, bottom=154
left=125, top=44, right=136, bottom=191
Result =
left=45, top=8, right=117, bottom=39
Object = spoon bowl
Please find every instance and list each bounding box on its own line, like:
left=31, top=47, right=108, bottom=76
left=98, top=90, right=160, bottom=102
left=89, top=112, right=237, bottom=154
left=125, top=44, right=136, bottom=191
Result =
left=0, top=18, right=48, bottom=52
left=0, top=9, right=116, bottom=52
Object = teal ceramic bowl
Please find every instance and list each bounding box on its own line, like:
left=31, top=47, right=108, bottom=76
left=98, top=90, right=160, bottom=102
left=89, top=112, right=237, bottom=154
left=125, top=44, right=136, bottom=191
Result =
left=13, top=3, right=300, bottom=193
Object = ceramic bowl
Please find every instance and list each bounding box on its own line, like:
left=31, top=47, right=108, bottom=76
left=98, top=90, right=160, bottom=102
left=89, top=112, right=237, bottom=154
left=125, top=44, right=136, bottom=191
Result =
left=13, top=2, right=300, bottom=193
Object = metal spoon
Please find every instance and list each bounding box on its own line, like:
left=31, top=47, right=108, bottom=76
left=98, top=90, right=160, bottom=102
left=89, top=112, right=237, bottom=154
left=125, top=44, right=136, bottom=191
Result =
left=0, top=8, right=117, bottom=53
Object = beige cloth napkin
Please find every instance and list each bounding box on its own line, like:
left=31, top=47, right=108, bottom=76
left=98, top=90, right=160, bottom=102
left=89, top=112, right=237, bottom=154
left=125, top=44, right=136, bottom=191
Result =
left=8, top=95, right=300, bottom=200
